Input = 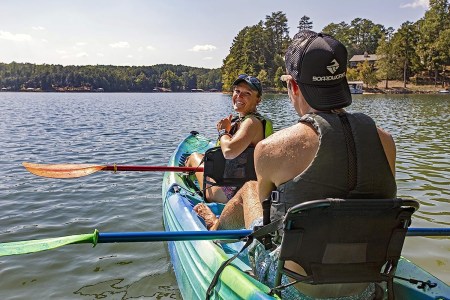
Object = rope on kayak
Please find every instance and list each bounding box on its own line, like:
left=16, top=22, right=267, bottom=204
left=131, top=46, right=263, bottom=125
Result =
left=206, top=236, right=254, bottom=300
left=393, top=275, right=437, bottom=290
left=205, top=220, right=283, bottom=299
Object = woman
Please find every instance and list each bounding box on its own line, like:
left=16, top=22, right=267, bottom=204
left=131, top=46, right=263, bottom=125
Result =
left=185, top=74, right=272, bottom=203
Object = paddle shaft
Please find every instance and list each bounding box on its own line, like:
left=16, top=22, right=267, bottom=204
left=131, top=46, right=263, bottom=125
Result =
left=2, top=227, right=449, bottom=257
left=98, top=230, right=251, bottom=243
left=97, top=227, right=450, bottom=243
left=406, top=228, right=450, bottom=237
left=103, top=165, right=204, bottom=172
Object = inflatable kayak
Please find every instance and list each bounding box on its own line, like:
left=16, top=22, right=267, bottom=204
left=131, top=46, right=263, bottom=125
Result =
left=162, top=132, right=450, bottom=299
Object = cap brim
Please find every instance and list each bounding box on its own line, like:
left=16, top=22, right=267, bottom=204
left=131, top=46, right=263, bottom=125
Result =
left=299, top=77, right=352, bottom=110
left=232, top=78, right=262, bottom=95
left=232, top=78, right=247, bottom=86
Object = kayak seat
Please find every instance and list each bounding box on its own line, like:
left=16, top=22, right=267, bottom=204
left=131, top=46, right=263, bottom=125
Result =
left=202, top=146, right=256, bottom=200
left=272, top=198, right=419, bottom=300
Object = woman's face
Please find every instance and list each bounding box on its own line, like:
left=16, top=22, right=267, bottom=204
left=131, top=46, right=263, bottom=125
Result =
left=232, top=82, right=260, bottom=115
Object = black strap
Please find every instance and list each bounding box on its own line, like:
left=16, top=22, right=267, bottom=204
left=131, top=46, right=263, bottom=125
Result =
left=206, top=236, right=254, bottom=299
left=205, top=219, right=283, bottom=299
left=261, top=197, right=274, bottom=250
left=338, top=113, right=357, bottom=192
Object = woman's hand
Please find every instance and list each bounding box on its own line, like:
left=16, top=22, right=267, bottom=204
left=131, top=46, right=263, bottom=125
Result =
left=216, top=114, right=233, bottom=132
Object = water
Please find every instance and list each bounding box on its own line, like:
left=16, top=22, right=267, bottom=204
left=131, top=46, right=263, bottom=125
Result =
left=0, top=92, right=449, bottom=299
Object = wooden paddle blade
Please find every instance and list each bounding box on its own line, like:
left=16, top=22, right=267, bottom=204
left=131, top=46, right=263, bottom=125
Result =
left=23, top=162, right=106, bottom=178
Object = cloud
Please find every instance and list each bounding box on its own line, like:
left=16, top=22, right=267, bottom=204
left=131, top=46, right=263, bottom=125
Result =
left=76, top=52, right=88, bottom=58
left=203, top=56, right=213, bottom=60
left=97, top=53, right=104, bottom=57
left=76, top=42, right=87, bottom=46
left=188, top=44, right=217, bottom=52
left=109, top=41, right=130, bottom=48
left=146, top=45, right=155, bottom=50
left=32, top=26, right=45, bottom=30
left=400, top=0, right=429, bottom=8
left=127, top=54, right=133, bottom=58
left=0, top=30, right=32, bottom=42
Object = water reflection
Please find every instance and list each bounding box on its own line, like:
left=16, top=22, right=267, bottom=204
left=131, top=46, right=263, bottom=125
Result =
left=74, top=277, right=180, bottom=299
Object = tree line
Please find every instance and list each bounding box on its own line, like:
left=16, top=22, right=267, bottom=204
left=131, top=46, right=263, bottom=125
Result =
left=222, top=0, right=449, bottom=90
left=0, top=63, right=221, bottom=92
left=1, top=0, right=448, bottom=92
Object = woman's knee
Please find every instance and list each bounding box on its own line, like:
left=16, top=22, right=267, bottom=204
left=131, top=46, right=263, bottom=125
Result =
left=185, top=152, right=204, bottom=167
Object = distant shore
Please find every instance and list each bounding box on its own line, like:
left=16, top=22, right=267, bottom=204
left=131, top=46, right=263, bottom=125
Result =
left=364, top=80, right=450, bottom=94
left=1, top=80, right=449, bottom=95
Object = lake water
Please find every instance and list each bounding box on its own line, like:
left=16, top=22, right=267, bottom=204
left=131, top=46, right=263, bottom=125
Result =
left=0, top=92, right=449, bottom=299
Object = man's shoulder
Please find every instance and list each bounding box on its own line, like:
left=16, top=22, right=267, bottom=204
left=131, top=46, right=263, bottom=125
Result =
left=256, top=122, right=313, bottom=152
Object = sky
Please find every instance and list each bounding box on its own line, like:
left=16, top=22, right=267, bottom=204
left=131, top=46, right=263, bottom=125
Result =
left=0, top=0, right=430, bottom=69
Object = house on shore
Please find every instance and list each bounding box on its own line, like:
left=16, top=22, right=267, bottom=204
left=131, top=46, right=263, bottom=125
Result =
left=349, top=52, right=378, bottom=68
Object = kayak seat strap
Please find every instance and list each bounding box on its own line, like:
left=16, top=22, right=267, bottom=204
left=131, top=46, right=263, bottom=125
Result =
left=271, top=198, right=420, bottom=299
left=202, top=146, right=256, bottom=201
left=205, top=221, right=283, bottom=300
left=205, top=235, right=254, bottom=300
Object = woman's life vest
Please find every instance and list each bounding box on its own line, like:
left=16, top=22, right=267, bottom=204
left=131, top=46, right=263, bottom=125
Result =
left=217, top=112, right=273, bottom=146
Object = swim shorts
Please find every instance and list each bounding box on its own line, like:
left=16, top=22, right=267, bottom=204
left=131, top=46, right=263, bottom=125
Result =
left=247, top=217, right=376, bottom=300
left=221, top=186, right=238, bottom=200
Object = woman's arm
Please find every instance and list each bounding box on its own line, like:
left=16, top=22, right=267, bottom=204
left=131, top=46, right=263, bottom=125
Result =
left=219, top=116, right=264, bottom=159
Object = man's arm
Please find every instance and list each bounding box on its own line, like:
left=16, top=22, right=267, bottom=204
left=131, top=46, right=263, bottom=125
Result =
left=254, top=139, right=277, bottom=203
left=377, top=127, right=396, bottom=176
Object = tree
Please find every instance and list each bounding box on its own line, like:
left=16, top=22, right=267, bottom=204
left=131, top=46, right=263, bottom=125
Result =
left=264, top=11, right=290, bottom=57
left=391, top=21, right=421, bottom=87
left=297, top=16, right=313, bottom=32
left=349, top=18, right=385, bottom=54
left=357, top=60, right=379, bottom=88
left=416, top=0, right=450, bottom=86
left=134, top=72, right=149, bottom=91
left=376, top=33, right=397, bottom=88
left=322, top=22, right=353, bottom=57
left=274, top=67, right=285, bottom=91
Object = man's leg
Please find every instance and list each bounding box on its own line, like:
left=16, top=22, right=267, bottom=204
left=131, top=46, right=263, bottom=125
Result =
left=194, top=181, right=262, bottom=230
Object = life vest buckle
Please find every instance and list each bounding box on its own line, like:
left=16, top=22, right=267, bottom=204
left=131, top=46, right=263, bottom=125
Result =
left=271, top=190, right=280, bottom=203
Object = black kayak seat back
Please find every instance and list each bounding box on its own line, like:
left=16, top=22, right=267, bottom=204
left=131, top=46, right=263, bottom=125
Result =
left=274, top=198, right=419, bottom=296
left=203, top=146, right=256, bottom=188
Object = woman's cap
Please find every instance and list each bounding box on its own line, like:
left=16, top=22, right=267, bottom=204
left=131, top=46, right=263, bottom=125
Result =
left=232, top=74, right=263, bottom=96
left=285, top=30, right=352, bottom=110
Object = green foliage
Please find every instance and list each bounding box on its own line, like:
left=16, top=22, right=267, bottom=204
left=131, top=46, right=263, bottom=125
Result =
left=222, top=12, right=290, bottom=92
left=297, top=16, right=313, bottom=32
left=415, top=0, right=450, bottom=85
left=0, top=63, right=222, bottom=92
left=346, top=68, right=359, bottom=81
left=376, top=33, right=399, bottom=88
left=357, top=60, right=380, bottom=88
left=390, top=21, right=421, bottom=87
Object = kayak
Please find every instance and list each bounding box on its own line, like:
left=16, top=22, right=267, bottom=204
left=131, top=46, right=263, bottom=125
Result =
left=162, top=131, right=277, bottom=299
left=162, top=132, right=450, bottom=300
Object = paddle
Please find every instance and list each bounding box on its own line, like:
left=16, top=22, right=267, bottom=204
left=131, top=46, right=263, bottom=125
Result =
left=22, top=162, right=204, bottom=179
left=1, top=228, right=449, bottom=257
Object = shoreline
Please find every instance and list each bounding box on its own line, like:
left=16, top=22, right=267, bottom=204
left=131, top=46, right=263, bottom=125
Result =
left=1, top=85, right=449, bottom=95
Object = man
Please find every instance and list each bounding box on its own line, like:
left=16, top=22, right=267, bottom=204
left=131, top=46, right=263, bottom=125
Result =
left=195, top=30, right=396, bottom=299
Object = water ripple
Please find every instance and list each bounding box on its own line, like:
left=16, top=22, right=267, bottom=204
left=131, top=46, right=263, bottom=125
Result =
left=0, top=93, right=449, bottom=298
